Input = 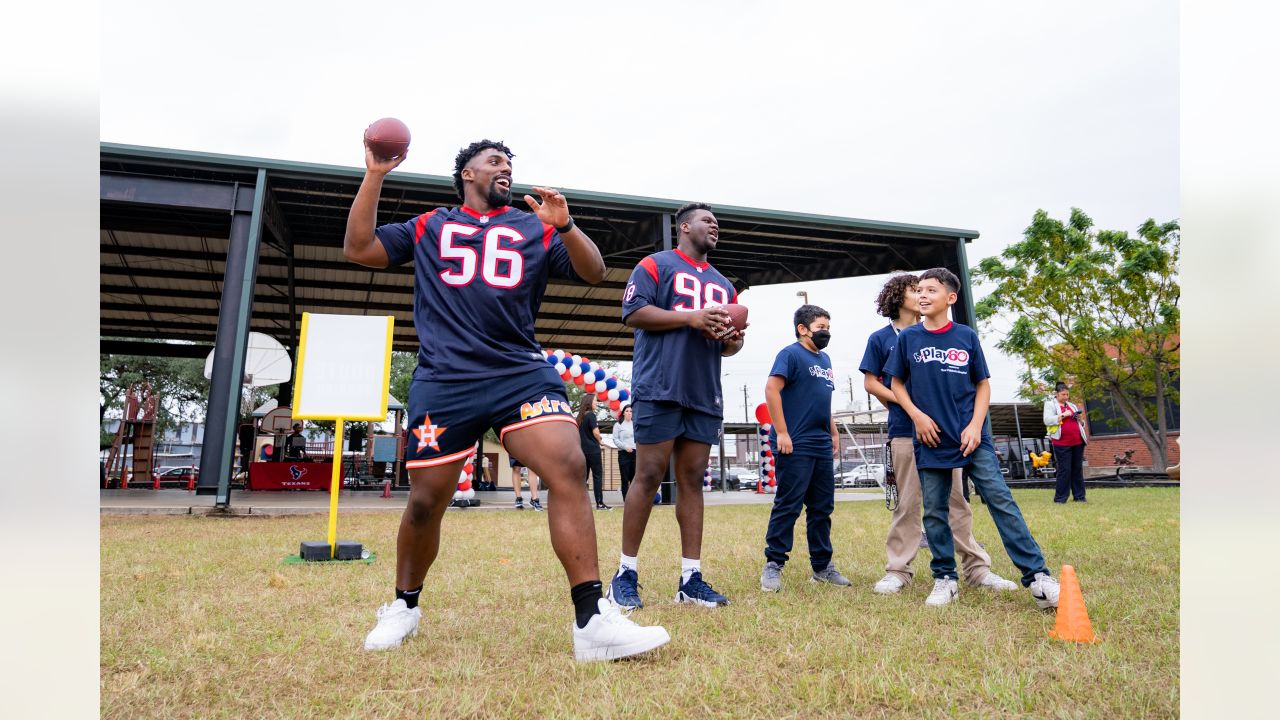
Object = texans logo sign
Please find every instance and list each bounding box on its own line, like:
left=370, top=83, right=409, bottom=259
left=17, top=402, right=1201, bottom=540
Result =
left=289, top=465, right=309, bottom=481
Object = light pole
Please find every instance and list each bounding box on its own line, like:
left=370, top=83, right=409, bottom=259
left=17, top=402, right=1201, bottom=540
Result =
left=796, top=290, right=808, bottom=305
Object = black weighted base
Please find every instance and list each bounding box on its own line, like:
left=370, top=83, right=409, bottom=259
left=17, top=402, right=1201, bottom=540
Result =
left=299, top=540, right=364, bottom=561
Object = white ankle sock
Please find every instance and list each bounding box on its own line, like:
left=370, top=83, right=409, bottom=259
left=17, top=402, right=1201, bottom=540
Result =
left=680, top=557, right=700, bottom=583
left=618, top=554, right=638, bottom=575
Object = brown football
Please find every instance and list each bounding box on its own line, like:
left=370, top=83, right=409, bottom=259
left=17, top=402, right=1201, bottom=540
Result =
left=363, top=117, right=411, bottom=160
left=704, top=303, right=749, bottom=340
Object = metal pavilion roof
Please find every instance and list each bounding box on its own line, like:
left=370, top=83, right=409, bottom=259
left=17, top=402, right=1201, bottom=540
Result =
left=100, top=142, right=979, bottom=361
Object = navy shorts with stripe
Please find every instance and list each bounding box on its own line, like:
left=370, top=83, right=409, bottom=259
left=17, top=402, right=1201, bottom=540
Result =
left=405, top=364, right=575, bottom=469
left=632, top=399, right=722, bottom=446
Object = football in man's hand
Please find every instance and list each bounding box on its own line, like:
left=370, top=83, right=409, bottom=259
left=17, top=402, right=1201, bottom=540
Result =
left=364, top=118, right=411, bottom=160
left=704, top=303, right=749, bottom=340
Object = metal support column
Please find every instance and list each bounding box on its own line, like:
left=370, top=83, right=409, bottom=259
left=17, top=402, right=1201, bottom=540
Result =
left=657, top=212, right=673, bottom=252
left=197, top=169, right=268, bottom=505
left=952, top=237, right=979, bottom=327
left=1012, top=402, right=1028, bottom=478
left=277, top=232, right=297, bottom=406
left=955, top=238, right=989, bottom=499
left=657, top=211, right=676, bottom=503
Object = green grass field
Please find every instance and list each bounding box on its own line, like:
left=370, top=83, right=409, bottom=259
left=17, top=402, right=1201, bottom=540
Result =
left=101, top=488, right=1178, bottom=719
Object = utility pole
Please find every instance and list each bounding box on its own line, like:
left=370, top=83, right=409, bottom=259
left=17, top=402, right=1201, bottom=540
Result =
left=742, top=384, right=750, bottom=422
left=847, top=375, right=855, bottom=405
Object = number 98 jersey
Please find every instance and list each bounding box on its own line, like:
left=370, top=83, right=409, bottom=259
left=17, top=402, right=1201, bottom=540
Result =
left=622, top=249, right=737, bottom=416
left=376, top=205, right=581, bottom=382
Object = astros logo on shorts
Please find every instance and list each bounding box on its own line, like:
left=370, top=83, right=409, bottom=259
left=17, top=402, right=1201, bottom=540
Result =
left=414, top=414, right=447, bottom=451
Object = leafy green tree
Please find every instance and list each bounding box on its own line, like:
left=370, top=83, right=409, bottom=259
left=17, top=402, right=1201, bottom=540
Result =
left=100, top=346, right=211, bottom=443
left=387, top=351, right=417, bottom=407
left=973, top=208, right=1179, bottom=470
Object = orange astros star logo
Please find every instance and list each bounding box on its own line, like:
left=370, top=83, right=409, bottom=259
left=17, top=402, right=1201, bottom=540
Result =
left=413, top=414, right=447, bottom=451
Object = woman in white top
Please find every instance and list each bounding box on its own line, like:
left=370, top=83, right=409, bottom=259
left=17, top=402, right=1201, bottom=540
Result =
left=1043, top=382, right=1089, bottom=503
left=613, top=405, right=637, bottom=499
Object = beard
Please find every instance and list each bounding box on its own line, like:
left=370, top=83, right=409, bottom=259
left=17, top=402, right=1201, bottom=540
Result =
left=486, top=180, right=512, bottom=207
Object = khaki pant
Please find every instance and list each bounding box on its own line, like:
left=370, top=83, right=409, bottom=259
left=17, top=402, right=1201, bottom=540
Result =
left=884, top=437, right=991, bottom=584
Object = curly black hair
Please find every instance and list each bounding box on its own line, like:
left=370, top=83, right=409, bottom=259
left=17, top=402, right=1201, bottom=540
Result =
left=675, top=202, right=713, bottom=228
left=875, top=273, right=919, bottom=319
left=451, top=139, right=515, bottom=201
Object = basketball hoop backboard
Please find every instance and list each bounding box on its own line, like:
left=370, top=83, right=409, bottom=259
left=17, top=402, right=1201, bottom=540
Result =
left=262, top=406, right=294, bottom=433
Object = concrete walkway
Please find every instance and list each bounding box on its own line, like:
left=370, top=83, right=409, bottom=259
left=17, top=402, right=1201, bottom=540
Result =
left=100, top=487, right=885, bottom=516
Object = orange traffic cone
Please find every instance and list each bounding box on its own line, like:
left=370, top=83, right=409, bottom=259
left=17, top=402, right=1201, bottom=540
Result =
left=1048, top=565, right=1099, bottom=643
left=381, top=480, right=391, bottom=499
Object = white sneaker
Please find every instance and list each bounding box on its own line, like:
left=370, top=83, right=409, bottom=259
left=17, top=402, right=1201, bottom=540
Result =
left=1028, top=572, right=1060, bottom=609
left=572, top=598, right=671, bottom=662
left=873, top=574, right=906, bottom=594
left=973, top=571, right=1018, bottom=592
left=363, top=598, right=422, bottom=651
left=925, top=578, right=959, bottom=607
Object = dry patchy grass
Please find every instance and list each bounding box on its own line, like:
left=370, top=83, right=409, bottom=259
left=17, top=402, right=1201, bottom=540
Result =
left=102, top=488, right=1178, bottom=719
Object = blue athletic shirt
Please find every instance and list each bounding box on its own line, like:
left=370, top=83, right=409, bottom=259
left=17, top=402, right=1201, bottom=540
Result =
left=768, top=342, right=835, bottom=457
left=882, top=321, right=994, bottom=469
left=622, top=248, right=737, bottom=417
left=375, top=205, right=581, bottom=381
left=858, top=324, right=914, bottom=438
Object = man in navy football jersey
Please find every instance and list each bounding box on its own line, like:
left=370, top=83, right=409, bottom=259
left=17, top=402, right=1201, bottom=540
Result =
left=859, top=274, right=1015, bottom=597
left=758, top=305, right=850, bottom=593
left=609, top=203, right=745, bottom=610
left=343, top=138, right=669, bottom=661
left=883, top=268, right=1060, bottom=610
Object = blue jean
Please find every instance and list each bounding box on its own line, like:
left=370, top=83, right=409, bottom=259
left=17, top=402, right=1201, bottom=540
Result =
left=763, top=454, right=835, bottom=571
left=918, top=446, right=1049, bottom=586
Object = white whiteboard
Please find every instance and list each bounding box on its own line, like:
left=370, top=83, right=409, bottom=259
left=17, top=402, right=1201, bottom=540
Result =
left=291, top=313, right=394, bottom=420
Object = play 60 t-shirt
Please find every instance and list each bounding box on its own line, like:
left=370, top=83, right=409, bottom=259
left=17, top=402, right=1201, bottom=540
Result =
left=883, top=321, right=994, bottom=469
left=767, top=342, right=835, bottom=457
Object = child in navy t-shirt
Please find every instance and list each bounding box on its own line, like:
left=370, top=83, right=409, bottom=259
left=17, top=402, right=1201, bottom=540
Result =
left=883, top=268, right=1061, bottom=610
left=758, top=305, right=850, bottom=592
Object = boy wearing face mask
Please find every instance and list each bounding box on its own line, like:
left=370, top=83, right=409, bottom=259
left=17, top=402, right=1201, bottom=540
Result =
left=759, top=305, right=850, bottom=592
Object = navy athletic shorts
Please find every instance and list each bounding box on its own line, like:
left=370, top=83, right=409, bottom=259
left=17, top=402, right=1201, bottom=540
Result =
left=405, top=365, right=575, bottom=469
left=632, top=399, right=722, bottom=446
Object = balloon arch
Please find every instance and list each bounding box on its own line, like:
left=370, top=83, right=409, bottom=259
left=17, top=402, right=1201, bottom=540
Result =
left=451, top=348, right=635, bottom=505
left=450, top=352, right=780, bottom=503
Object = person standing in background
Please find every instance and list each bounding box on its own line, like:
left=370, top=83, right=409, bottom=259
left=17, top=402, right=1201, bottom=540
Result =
left=614, top=404, right=637, bottom=499
left=1044, top=381, right=1088, bottom=503
left=510, top=456, right=543, bottom=511
left=579, top=394, right=610, bottom=510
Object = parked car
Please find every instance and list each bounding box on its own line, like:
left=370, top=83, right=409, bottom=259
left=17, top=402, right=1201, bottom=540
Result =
left=832, top=462, right=883, bottom=488
left=834, top=469, right=861, bottom=488
left=852, top=463, right=886, bottom=485
left=153, top=465, right=199, bottom=488
left=734, top=467, right=761, bottom=490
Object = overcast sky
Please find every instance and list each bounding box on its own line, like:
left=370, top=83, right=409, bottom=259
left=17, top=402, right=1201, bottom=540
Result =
left=101, top=1, right=1178, bottom=412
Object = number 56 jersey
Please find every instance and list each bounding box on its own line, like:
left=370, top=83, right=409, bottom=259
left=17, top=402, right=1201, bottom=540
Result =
left=622, top=249, right=737, bottom=417
left=375, top=205, right=581, bottom=382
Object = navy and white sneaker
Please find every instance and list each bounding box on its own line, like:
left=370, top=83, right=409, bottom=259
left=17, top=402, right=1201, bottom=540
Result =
left=676, top=571, right=730, bottom=607
left=608, top=568, right=644, bottom=610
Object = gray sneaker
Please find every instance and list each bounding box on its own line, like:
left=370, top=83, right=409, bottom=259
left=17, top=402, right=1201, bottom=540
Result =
left=810, top=563, right=851, bottom=587
left=760, top=561, right=783, bottom=592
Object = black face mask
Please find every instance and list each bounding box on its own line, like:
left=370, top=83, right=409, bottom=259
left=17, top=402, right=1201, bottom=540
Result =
left=810, top=330, right=831, bottom=350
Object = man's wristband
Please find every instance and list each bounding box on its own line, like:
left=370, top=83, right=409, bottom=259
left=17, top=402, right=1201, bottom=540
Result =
left=556, top=217, right=575, bottom=234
